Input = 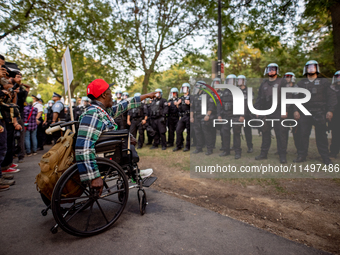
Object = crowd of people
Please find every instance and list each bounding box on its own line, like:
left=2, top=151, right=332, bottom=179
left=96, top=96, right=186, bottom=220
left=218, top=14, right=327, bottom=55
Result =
left=1, top=51, right=340, bottom=191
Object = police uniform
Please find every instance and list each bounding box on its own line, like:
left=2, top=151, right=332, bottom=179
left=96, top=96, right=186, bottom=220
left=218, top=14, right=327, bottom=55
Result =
left=113, top=99, right=127, bottom=130
left=149, top=97, right=168, bottom=148
left=167, top=97, right=179, bottom=146
left=191, top=93, right=215, bottom=154
left=295, top=78, right=337, bottom=162
left=128, top=103, right=148, bottom=148
left=217, top=89, right=243, bottom=157
left=174, top=95, right=190, bottom=150
left=241, top=86, right=253, bottom=152
left=330, top=83, right=340, bottom=157
left=51, top=93, right=65, bottom=143
left=254, top=78, right=288, bottom=161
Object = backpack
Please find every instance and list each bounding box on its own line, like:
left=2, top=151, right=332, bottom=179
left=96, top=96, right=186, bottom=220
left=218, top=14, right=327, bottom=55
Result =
left=35, top=129, right=83, bottom=200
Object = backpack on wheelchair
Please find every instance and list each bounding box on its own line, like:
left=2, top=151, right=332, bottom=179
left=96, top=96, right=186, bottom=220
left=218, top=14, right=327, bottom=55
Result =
left=38, top=120, right=157, bottom=237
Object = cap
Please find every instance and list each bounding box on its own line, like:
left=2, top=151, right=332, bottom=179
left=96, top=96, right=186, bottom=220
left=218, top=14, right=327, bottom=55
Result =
left=53, top=92, right=62, bottom=98
left=87, top=79, right=114, bottom=98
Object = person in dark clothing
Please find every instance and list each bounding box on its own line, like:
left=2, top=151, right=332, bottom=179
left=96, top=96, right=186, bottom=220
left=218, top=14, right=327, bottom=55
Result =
left=173, top=83, right=191, bottom=152
left=330, top=71, right=340, bottom=158
left=254, top=63, right=288, bottom=163
left=167, top=87, right=179, bottom=147
left=149, top=88, right=168, bottom=150
left=294, top=60, right=337, bottom=165
left=51, top=92, right=65, bottom=143
left=43, top=100, right=54, bottom=145
left=127, top=93, right=148, bottom=149
left=191, top=81, right=216, bottom=155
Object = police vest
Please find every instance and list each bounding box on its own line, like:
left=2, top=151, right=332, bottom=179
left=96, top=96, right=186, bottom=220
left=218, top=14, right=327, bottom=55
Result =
left=131, top=107, right=143, bottom=118
left=298, top=78, right=328, bottom=111
left=221, top=89, right=233, bottom=113
left=150, top=100, right=162, bottom=117
left=179, top=96, right=190, bottom=113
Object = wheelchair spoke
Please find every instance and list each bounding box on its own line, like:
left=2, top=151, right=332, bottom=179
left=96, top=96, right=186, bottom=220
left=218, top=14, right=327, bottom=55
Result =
left=69, top=176, right=92, bottom=196
left=59, top=196, right=89, bottom=202
left=65, top=199, right=94, bottom=223
left=102, top=167, right=113, bottom=181
left=97, top=196, right=123, bottom=205
left=95, top=200, right=109, bottom=224
left=101, top=188, right=125, bottom=198
left=85, top=202, right=94, bottom=232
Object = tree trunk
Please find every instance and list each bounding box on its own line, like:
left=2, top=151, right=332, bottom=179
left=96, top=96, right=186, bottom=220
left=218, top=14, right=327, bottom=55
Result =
left=142, top=71, right=152, bottom=94
left=330, top=1, right=340, bottom=70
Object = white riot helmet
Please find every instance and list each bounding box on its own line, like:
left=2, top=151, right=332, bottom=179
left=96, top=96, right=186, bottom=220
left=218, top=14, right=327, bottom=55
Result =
left=225, top=74, right=237, bottom=86
left=155, top=88, right=163, bottom=98
left=332, top=71, right=340, bottom=85
left=236, top=75, right=246, bottom=86
left=284, top=72, right=296, bottom=84
left=264, top=63, right=280, bottom=77
left=168, top=87, right=179, bottom=100
left=180, top=83, right=190, bottom=94
left=211, top=78, right=221, bottom=88
left=303, top=60, right=320, bottom=76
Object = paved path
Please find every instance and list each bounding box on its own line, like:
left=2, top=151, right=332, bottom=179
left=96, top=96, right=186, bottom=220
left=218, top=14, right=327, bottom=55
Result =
left=0, top=151, right=329, bottom=255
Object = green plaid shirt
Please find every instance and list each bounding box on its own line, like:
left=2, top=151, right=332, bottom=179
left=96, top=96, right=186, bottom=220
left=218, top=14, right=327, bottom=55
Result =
left=75, top=96, right=141, bottom=182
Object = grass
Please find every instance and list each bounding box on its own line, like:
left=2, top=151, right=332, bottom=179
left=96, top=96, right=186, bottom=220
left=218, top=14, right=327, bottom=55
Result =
left=136, top=129, right=339, bottom=193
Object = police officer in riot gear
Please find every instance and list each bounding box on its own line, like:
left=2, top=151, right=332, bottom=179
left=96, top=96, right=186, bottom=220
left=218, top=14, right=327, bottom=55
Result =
left=127, top=92, right=148, bottom=149
left=330, top=71, right=340, bottom=158
left=282, top=72, right=301, bottom=153
left=254, top=63, right=288, bottom=163
left=293, top=61, right=336, bottom=164
left=236, top=75, right=253, bottom=153
left=149, top=89, right=168, bottom=150
left=167, top=88, right=179, bottom=147
left=113, top=90, right=126, bottom=129
left=145, top=98, right=154, bottom=145
left=211, top=78, right=222, bottom=150
left=218, top=75, right=243, bottom=159
left=51, top=92, right=65, bottom=143
left=173, top=83, right=191, bottom=152
left=191, top=81, right=215, bottom=155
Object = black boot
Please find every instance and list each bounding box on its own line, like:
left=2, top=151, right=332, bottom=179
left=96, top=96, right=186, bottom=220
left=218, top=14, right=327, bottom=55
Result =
left=219, top=151, right=230, bottom=157
left=293, top=156, right=306, bottom=163
left=205, top=150, right=213, bottom=156
left=193, top=149, right=203, bottom=154
left=279, top=155, right=287, bottom=164
left=255, top=153, right=267, bottom=160
left=183, top=148, right=190, bottom=152
left=235, top=154, right=241, bottom=159
left=173, top=147, right=182, bottom=152
left=247, top=147, right=253, bottom=153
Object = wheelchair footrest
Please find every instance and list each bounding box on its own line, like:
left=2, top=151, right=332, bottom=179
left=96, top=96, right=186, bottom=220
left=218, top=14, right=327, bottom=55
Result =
left=142, top=176, right=157, bottom=187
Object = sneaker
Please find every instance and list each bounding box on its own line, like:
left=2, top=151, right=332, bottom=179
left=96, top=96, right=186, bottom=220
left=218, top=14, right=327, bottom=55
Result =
left=0, top=178, right=15, bottom=186
left=2, top=174, right=14, bottom=180
left=27, top=153, right=32, bottom=157
left=2, top=168, right=20, bottom=173
left=18, top=158, right=24, bottom=163
left=33, top=152, right=37, bottom=156
left=140, top=168, right=153, bottom=179
left=10, top=163, right=18, bottom=168
left=0, top=184, right=9, bottom=192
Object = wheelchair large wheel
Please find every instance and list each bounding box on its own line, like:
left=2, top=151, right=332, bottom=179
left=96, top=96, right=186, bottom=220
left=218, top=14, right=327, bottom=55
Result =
left=51, top=158, right=129, bottom=237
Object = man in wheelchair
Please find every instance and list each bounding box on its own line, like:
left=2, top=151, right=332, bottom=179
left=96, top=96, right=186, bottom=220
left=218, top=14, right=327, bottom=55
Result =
left=75, top=79, right=157, bottom=193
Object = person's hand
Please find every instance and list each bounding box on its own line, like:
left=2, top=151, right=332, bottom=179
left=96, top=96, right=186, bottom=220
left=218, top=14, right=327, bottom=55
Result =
left=148, top=92, right=157, bottom=98
left=204, top=115, right=209, bottom=121
left=239, top=116, right=245, bottom=122
left=281, top=112, right=288, bottom=119
left=294, top=111, right=300, bottom=120
left=168, top=102, right=170, bottom=106
left=91, top=177, right=103, bottom=196
left=0, top=125, right=4, bottom=133
left=127, top=120, right=131, bottom=126
left=36, top=119, right=41, bottom=125
left=14, top=87, right=20, bottom=93
left=0, top=67, right=8, bottom=78
left=14, top=124, right=22, bottom=130
left=177, top=99, right=182, bottom=105
left=190, top=117, right=194, bottom=123
left=326, top=111, right=333, bottom=121
left=218, top=116, right=223, bottom=122
left=141, top=119, right=146, bottom=125
left=185, top=99, right=190, bottom=105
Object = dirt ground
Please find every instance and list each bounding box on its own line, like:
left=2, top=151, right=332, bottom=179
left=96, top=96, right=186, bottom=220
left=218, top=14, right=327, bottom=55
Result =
left=138, top=149, right=340, bottom=254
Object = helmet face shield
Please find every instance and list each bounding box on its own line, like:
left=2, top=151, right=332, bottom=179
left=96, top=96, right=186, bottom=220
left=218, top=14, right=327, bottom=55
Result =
left=264, top=64, right=279, bottom=76
left=168, top=92, right=178, bottom=100
left=237, top=78, right=245, bottom=86
left=226, top=78, right=236, bottom=86
left=156, top=92, right=161, bottom=98
left=116, top=92, right=121, bottom=98
left=307, top=64, right=317, bottom=74
left=333, top=72, right=340, bottom=84
left=181, top=86, right=188, bottom=93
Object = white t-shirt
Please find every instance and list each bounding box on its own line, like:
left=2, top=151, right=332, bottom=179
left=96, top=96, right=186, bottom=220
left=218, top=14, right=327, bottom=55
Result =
left=33, top=102, right=43, bottom=113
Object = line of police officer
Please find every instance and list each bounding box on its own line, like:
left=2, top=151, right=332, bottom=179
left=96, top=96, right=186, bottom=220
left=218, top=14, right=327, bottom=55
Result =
left=190, top=61, right=340, bottom=165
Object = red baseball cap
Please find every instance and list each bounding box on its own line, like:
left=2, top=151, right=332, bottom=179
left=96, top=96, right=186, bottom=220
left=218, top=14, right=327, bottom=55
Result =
left=87, top=79, right=114, bottom=98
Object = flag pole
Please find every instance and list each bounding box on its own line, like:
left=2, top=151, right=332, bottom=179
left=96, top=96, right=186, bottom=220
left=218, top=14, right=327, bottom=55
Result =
left=63, top=55, right=75, bottom=133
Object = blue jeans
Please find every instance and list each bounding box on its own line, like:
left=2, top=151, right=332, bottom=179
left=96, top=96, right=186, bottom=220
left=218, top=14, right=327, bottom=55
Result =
left=25, top=129, right=37, bottom=154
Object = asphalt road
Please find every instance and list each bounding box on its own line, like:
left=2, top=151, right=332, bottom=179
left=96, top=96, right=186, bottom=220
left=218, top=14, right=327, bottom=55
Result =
left=0, top=150, right=329, bottom=255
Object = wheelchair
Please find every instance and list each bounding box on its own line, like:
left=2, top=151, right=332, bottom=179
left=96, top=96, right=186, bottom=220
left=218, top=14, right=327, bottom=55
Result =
left=41, top=120, right=157, bottom=237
